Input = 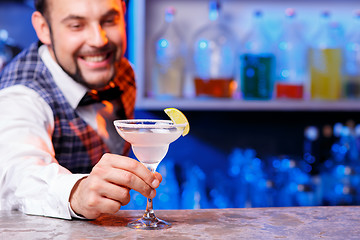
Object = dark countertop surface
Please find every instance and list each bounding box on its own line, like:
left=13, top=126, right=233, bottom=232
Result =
left=1, top=206, right=360, bottom=239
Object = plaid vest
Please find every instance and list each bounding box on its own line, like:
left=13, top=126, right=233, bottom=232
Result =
left=0, top=42, right=136, bottom=173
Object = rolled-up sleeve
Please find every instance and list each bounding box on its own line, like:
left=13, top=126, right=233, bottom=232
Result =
left=0, top=85, right=87, bottom=219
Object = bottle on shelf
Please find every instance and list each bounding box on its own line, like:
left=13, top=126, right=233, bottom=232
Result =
left=275, top=8, right=308, bottom=100
left=343, top=10, right=360, bottom=99
left=239, top=10, right=276, bottom=100
left=309, top=11, right=343, bottom=100
left=191, top=0, right=237, bottom=98
left=151, top=7, right=186, bottom=99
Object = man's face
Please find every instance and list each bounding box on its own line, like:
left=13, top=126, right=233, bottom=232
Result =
left=46, top=0, right=126, bottom=89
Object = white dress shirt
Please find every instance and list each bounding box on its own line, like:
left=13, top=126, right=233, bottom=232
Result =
left=0, top=45, right=122, bottom=219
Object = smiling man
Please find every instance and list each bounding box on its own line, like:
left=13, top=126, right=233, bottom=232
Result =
left=0, top=0, right=162, bottom=220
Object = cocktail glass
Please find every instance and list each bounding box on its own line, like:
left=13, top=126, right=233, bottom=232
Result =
left=113, top=119, right=187, bottom=230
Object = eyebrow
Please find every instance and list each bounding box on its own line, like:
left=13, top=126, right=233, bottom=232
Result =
left=61, top=14, right=84, bottom=24
left=60, top=9, right=121, bottom=23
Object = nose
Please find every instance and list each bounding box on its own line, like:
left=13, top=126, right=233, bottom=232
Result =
left=88, top=24, right=108, bottom=47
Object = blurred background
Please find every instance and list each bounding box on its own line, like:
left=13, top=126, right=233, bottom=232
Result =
left=2, top=0, right=360, bottom=210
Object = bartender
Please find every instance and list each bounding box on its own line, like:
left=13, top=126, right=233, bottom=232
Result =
left=0, top=0, right=162, bottom=220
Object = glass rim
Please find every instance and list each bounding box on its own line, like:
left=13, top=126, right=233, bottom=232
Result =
left=113, top=119, right=187, bottom=128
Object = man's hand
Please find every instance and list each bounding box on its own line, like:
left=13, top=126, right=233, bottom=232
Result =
left=69, top=153, right=162, bottom=219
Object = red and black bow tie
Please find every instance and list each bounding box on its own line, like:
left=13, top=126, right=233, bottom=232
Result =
left=78, top=84, right=123, bottom=107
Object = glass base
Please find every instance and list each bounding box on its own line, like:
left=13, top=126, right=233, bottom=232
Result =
left=128, top=216, right=171, bottom=230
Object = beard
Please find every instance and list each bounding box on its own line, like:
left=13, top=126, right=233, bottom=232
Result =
left=63, top=64, right=89, bottom=88
left=48, top=28, right=117, bottom=90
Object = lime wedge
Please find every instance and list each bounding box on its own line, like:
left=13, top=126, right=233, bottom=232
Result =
left=164, top=108, right=189, bottom=136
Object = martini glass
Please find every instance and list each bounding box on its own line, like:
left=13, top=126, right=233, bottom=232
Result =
left=113, top=119, right=187, bottom=230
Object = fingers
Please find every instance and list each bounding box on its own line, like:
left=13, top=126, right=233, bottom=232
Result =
left=97, top=180, right=131, bottom=205
left=95, top=154, right=161, bottom=197
left=154, top=172, right=162, bottom=183
left=69, top=177, right=125, bottom=219
left=70, top=154, right=164, bottom=219
left=103, top=168, right=157, bottom=199
left=104, top=153, right=160, bottom=189
left=86, top=190, right=122, bottom=214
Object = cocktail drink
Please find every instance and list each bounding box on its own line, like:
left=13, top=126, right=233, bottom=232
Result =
left=114, top=119, right=187, bottom=230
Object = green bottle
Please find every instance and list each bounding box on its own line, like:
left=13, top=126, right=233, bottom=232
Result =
left=239, top=10, right=275, bottom=100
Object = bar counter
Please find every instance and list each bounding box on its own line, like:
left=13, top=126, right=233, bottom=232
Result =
left=1, top=206, right=360, bottom=239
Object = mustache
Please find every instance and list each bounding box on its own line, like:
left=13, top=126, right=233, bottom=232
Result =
left=77, top=45, right=115, bottom=56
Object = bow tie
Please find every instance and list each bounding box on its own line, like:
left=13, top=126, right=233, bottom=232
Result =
left=78, top=85, right=123, bottom=106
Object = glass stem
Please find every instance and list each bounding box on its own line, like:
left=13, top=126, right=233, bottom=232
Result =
left=143, top=198, right=156, bottom=219
left=143, top=166, right=157, bottom=220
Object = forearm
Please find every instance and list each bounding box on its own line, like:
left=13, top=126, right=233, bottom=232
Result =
left=0, top=86, right=86, bottom=219
left=0, top=144, right=88, bottom=219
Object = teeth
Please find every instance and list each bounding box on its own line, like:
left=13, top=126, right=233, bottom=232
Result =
left=83, top=55, right=107, bottom=62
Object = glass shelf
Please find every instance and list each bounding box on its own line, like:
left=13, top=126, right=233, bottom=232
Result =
left=129, top=0, right=360, bottom=112
left=135, top=98, right=360, bottom=111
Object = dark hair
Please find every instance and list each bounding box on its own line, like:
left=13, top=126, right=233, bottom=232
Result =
left=34, top=0, right=129, bottom=18
left=34, top=0, right=48, bottom=18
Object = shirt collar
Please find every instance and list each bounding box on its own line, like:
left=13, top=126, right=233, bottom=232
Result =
left=38, top=45, right=88, bottom=109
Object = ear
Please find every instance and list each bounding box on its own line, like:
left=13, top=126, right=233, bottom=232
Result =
left=32, top=11, right=52, bottom=45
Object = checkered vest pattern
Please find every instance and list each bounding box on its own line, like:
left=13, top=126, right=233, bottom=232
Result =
left=0, top=42, right=136, bottom=173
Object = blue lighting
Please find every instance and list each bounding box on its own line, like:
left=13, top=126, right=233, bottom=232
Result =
left=339, top=145, right=348, bottom=155
left=245, top=42, right=253, bottom=50
left=272, top=159, right=281, bottom=169
left=209, top=11, right=218, bottom=21
left=258, top=178, right=267, bottom=188
left=209, top=1, right=219, bottom=21
left=230, top=165, right=240, bottom=176
left=158, top=38, right=169, bottom=48
left=331, top=143, right=340, bottom=153
left=245, top=173, right=255, bottom=182
left=199, top=40, right=208, bottom=49
left=346, top=42, right=359, bottom=51
left=324, top=159, right=333, bottom=168
left=281, top=70, right=290, bottom=78
left=335, top=165, right=345, bottom=176
left=334, top=184, right=344, bottom=195
left=281, top=158, right=291, bottom=169
left=159, top=193, right=170, bottom=202
left=279, top=41, right=288, bottom=50
left=133, top=191, right=146, bottom=206
left=246, top=68, right=255, bottom=78
left=303, top=164, right=312, bottom=173
left=304, top=153, right=315, bottom=164
left=289, top=182, right=298, bottom=193
left=253, top=158, right=262, bottom=167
